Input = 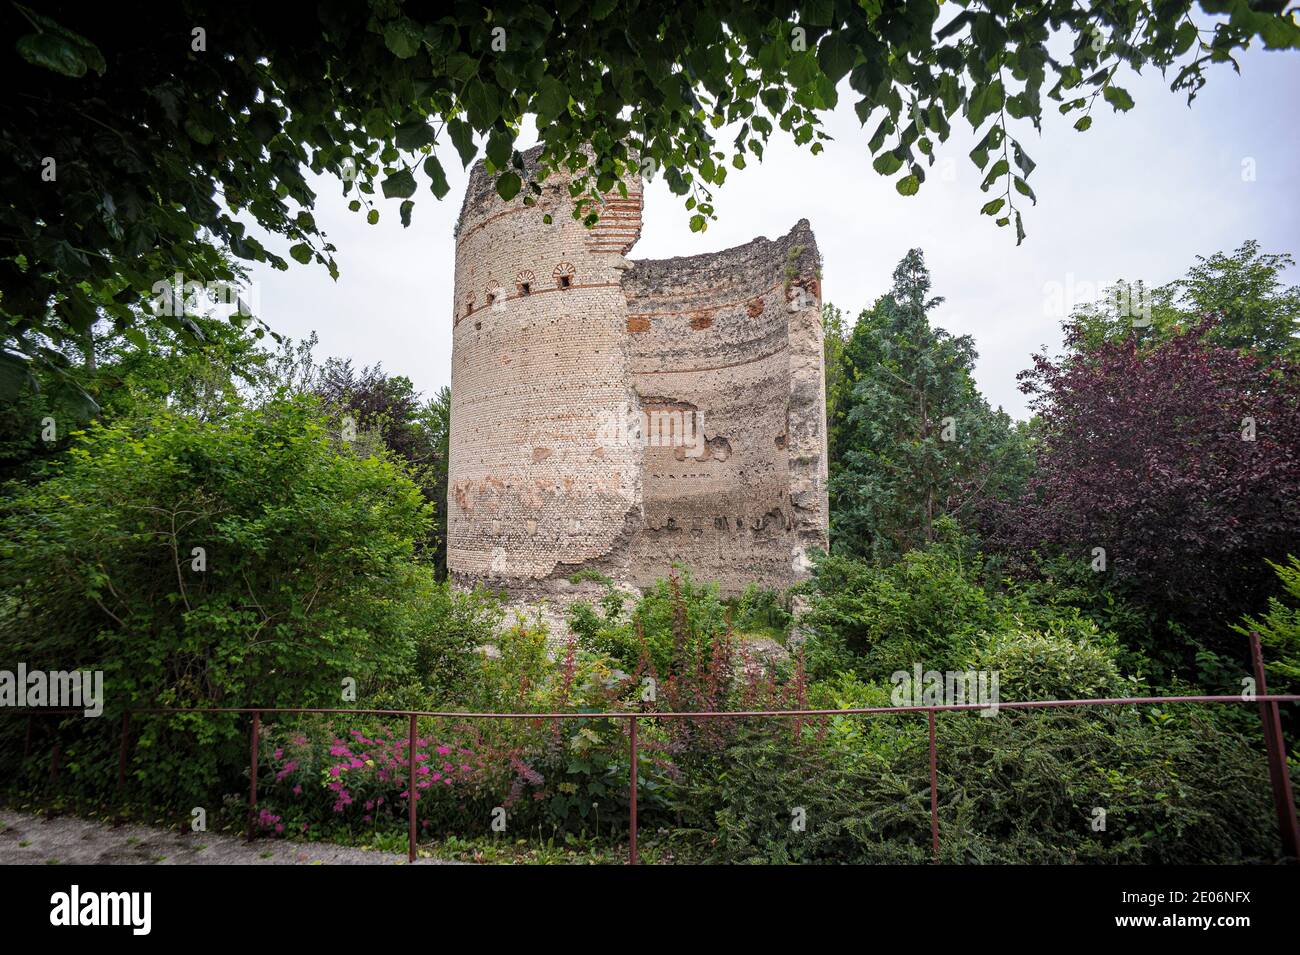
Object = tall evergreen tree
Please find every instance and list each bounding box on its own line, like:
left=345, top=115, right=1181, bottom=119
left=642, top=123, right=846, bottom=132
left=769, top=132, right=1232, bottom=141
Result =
left=829, top=249, right=1028, bottom=560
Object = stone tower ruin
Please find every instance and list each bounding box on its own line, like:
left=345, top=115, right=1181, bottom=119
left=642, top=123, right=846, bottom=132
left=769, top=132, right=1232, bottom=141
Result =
left=448, top=146, right=828, bottom=625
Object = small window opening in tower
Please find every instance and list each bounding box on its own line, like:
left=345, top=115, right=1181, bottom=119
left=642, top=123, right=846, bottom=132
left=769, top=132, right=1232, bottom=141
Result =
left=558, top=275, right=571, bottom=289
left=519, top=282, right=531, bottom=296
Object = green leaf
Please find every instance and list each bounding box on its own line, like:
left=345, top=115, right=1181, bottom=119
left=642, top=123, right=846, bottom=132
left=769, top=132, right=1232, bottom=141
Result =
left=184, top=119, right=214, bottom=145
left=896, top=174, right=920, bottom=197
left=423, top=155, right=449, bottom=199
left=981, top=158, right=1009, bottom=191
left=1103, top=86, right=1134, bottom=112
left=535, top=75, right=569, bottom=123
left=16, top=32, right=87, bottom=77
left=689, top=214, right=706, bottom=233
left=872, top=151, right=903, bottom=175
left=288, top=243, right=313, bottom=264
left=123, top=328, right=149, bottom=351
left=1073, top=115, right=1093, bottom=132
left=394, top=120, right=436, bottom=150
left=383, top=18, right=423, bottom=58
left=817, top=34, right=856, bottom=84
left=486, top=128, right=512, bottom=170
left=399, top=199, right=414, bottom=227
left=495, top=172, right=521, bottom=200
left=381, top=169, right=417, bottom=199
left=367, top=209, right=380, bottom=225
left=1014, top=176, right=1037, bottom=204
left=447, top=118, right=477, bottom=168
left=967, top=79, right=1004, bottom=128
left=980, top=198, right=1005, bottom=216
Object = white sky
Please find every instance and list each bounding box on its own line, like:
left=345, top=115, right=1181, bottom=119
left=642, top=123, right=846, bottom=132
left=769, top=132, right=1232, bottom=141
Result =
left=245, top=42, right=1300, bottom=420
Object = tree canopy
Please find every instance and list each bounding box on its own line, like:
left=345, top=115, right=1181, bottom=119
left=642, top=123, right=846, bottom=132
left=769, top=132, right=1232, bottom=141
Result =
left=828, top=249, right=1029, bottom=560
left=4, top=1, right=1298, bottom=384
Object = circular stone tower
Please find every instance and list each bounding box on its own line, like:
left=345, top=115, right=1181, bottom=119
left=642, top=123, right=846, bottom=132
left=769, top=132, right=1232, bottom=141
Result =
left=448, top=147, right=645, bottom=603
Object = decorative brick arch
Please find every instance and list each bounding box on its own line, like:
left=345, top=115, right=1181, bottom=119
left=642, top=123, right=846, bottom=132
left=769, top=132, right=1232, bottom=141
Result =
left=552, top=261, right=576, bottom=289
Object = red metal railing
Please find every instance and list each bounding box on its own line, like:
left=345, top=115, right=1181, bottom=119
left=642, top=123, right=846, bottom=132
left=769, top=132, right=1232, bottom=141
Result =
left=7, top=632, right=1299, bottom=864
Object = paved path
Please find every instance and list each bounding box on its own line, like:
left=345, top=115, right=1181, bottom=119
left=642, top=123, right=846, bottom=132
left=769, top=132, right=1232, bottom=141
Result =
left=0, top=808, right=459, bottom=865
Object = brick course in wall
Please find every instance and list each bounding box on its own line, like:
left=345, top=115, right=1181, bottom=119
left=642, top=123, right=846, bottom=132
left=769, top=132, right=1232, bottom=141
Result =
left=448, top=146, right=828, bottom=621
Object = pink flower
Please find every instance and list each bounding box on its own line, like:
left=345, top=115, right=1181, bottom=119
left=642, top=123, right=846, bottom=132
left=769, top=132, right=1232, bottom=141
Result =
left=437, top=745, right=452, bottom=756
left=293, top=785, right=302, bottom=795
left=272, top=748, right=284, bottom=760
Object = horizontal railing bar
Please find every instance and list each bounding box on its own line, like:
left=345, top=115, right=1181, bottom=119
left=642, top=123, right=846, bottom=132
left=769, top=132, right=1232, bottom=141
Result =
left=3, top=694, right=1297, bottom=720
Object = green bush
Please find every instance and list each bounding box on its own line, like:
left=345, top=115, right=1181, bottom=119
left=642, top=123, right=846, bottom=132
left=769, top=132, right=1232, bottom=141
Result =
left=968, top=621, right=1131, bottom=703
left=731, top=584, right=792, bottom=638
left=567, top=568, right=728, bottom=676
left=800, top=539, right=996, bottom=680
left=1235, top=555, right=1300, bottom=694
left=0, top=398, right=433, bottom=804
left=685, top=683, right=1284, bottom=864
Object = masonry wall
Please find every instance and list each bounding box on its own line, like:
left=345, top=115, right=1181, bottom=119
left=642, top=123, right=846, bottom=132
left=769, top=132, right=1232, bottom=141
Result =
left=448, top=147, right=828, bottom=609
left=622, top=221, right=827, bottom=593
left=448, top=150, right=645, bottom=589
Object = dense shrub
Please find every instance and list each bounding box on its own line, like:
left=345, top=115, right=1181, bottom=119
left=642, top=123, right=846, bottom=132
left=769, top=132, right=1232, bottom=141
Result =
left=969, top=622, right=1130, bottom=703
left=799, top=535, right=997, bottom=680
left=684, top=682, right=1284, bottom=864
left=1235, top=555, right=1300, bottom=695
left=0, top=398, right=438, bottom=804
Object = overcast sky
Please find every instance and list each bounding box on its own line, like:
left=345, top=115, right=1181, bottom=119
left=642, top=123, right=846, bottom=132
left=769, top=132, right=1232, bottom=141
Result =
left=244, top=41, right=1299, bottom=421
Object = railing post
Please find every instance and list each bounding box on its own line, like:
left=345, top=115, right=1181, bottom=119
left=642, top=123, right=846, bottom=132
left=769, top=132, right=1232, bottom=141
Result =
left=1249, top=631, right=1300, bottom=858
left=628, top=716, right=638, bottom=866
left=247, top=710, right=260, bottom=842
left=117, top=711, right=131, bottom=795
left=928, top=709, right=939, bottom=864
left=408, top=713, right=418, bottom=864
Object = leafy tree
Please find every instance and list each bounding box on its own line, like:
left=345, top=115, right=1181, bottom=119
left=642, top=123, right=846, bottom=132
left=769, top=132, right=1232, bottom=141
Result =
left=311, top=360, right=449, bottom=570
left=0, top=397, right=432, bottom=800
left=0, top=311, right=272, bottom=482
left=1003, top=319, right=1300, bottom=675
left=1069, top=241, right=1300, bottom=359
left=423, top=385, right=452, bottom=576
left=829, top=249, right=1029, bottom=559
left=822, top=302, right=851, bottom=440
left=4, top=2, right=1296, bottom=371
